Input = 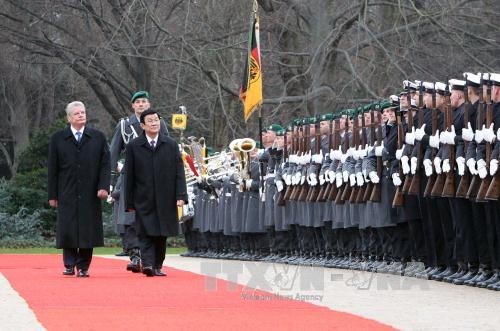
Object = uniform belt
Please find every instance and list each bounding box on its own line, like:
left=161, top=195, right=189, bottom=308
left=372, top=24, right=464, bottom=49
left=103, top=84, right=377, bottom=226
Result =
left=265, top=173, right=276, bottom=179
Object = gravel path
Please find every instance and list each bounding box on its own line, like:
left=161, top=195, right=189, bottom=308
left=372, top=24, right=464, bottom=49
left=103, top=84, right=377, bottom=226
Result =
left=0, top=273, right=45, bottom=331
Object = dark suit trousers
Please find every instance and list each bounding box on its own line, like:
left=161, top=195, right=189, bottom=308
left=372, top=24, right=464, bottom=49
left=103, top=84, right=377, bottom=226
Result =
left=139, top=234, right=167, bottom=268
left=63, top=248, right=93, bottom=270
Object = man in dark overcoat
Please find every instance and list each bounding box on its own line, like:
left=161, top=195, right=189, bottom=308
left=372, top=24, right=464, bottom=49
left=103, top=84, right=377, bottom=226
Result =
left=48, top=101, right=110, bottom=277
left=109, top=91, right=169, bottom=271
left=125, top=109, right=187, bottom=276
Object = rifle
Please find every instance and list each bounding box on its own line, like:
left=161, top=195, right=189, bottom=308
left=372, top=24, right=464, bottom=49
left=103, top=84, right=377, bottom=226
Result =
left=335, top=111, right=351, bottom=204
left=477, top=78, right=493, bottom=202
left=402, top=85, right=414, bottom=194
left=327, top=115, right=341, bottom=201
left=355, top=107, right=368, bottom=203
left=307, top=117, right=322, bottom=201
left=408, top=82, right=424, bottom=195
left=486, top=147, right=500, bottom=200
left=431, top=83, right=450, bottom=198
left=289, top=123, right=303, bottom=201
left=441, top=81, right=456, bottom=198
left=318, top=115, right=333, bottom=202
left=348, top=108, right=361, bottom=203
left=369, top=104, right=383, bottom=202
left=363, top=104, right=376, bottom=201
left=466, top=77, right=484, bottom=199
left=297, top=119, right=311, bottom=201
left=283, top=124, right=295, bottom=200
left=393, top=106, right=405, bottom=207
left=423, top=85, right=438, bottom=198
left=341, top=112, right=355, bottom=202
left=276, top=128, right=289, bottom=206
left=456, top=77, right=471, bottom=198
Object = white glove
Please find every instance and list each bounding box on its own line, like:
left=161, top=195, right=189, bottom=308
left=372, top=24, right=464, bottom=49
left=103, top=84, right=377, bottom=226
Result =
left=423, top=159, right=433, bottom=177
left=303, top=151, right=312, bottom=164
left=335, top=172, right=343, bottom=188
left=358, top=147, right=367, bottom=159
left=368, top=171, right=380, bottom=184
left=352, top=148, right=360, bottom=160
left=434, top=157, right=442, bottom=174
left=475, top=125, right=485, bottom=144
left=312, top=151, right=323, bottom=164
left=276, top=180, right=284, bottom=192
left=456, top=156, right=465, bottom=176
left=292, top=172, right=301, bottom=185
left=396, top=146, right=405, bottom=160
left=375, top=142, right=384, bottom=157
left=349, top=174, right=356, bottom=186
left=415, top=124, right=426, bottom=141
left=442, top=159, right=451, bottom=173
left=284, top=174, right=292, bottom=186
left=340, top=153, right=349, bottom=163
left=490, top=159, right=498, bottom=176
left=401, top=155, right=411, bottom=174
left=319, top=174, right=325, bottom=186
left=405, top=128, right=415, bottom=145
left=356, top=172, right=364, bottom=187
left=467, top=158, right=477, bottom=175
left=410, top=157, right=418, bottom=174
left=446, top=125, right=456, bottom=145
left=342, top=170, right=349, bottom=183
left=392, top=173, right=402, bottom=187
left=326, top=170, right=335, bottom=183
left=116, top=161, right=124, bottom=173
left=462, top=122, right=474, bottom=142
left=300, top=175, right=306, bottom=185
left=497, top=128, right=500, bottom=141
left=430, top=130, right=440, bottom=149
left=483, top=123, right=496, bottom=144
left=245, top=179, right=253, bottom=189
left=309, top=174, right=318, bottom=186
left=477, top=159, right=487, bottom=179
left=331, top=147, right=342, bottom=161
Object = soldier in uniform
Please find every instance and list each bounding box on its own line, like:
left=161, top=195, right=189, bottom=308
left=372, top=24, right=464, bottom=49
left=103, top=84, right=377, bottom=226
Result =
left=109, top=91, right=169, bottom=272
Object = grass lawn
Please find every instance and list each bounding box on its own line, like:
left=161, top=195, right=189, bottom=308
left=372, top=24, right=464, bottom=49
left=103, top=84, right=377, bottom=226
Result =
left=0, top=246, right=187, bottom=255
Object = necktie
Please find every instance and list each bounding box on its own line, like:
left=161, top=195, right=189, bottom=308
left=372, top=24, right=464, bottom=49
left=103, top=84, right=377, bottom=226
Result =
left=76, top=131, right=82, bottom=143
left=150, top=140, right=156, bottom=149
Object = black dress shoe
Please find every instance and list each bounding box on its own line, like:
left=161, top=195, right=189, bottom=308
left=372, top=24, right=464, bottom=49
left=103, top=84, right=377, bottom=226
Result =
left=126, top=257, right=142, bottom=273
left=63, top=267, right=75, bottom=276
left=142, top=266, right=154, bottom=277
left=154, top=268, right=166, bottom=276
left=115, top=251, right=128, bottom=257
left=77, top=269, right=89, bottom=277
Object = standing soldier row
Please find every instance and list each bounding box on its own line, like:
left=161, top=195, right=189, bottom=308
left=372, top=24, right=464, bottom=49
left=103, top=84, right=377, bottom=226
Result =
left=183, top=72, right=500, bottom=291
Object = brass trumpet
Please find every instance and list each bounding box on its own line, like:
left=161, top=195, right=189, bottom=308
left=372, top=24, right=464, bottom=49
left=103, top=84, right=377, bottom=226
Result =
left=229, top=138, right=256, bottom=191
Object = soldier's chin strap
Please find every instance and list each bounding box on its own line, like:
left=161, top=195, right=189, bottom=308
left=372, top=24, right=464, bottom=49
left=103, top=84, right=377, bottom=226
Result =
left=120, top=118, right=139, bottom=144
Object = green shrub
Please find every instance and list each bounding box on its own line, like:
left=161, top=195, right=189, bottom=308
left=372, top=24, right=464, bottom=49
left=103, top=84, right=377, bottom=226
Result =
left=0, top=208, right=47, bottom=247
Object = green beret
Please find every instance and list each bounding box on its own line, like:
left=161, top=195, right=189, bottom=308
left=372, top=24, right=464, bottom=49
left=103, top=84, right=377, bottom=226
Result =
left=292, top=118, right=302, bottom=126
left=266, top=124, right=284, bottom=133
left=377, top=100, right=392, bottom=110
left=320, top=113, right=334, bottom=121
left=131, top=91, right=149, bottom=103
left=276, top=129, right=285, bottom=136
left=345, top=108, right=356, bottom=119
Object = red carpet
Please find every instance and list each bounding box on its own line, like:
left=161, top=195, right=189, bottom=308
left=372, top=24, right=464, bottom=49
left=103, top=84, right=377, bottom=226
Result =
left=0, top=255, right=395, bottom=330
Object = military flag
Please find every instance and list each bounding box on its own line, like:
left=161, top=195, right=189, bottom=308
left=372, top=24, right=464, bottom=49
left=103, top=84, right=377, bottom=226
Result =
left=239, top=13, right=262, bottom=122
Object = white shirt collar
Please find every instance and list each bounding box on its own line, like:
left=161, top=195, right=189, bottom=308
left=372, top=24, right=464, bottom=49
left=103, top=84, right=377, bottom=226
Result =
left=146, top=134, right=159, bottom=145
left=70, top=126, right=85, bottom=136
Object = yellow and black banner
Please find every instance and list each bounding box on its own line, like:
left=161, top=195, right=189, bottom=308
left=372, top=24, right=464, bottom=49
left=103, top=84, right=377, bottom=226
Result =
left=239, top=13, right=262, bottom=122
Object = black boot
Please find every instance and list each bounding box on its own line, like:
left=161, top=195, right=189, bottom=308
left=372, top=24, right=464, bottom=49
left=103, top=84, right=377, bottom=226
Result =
left=477, top=271, right=500, bottom=288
